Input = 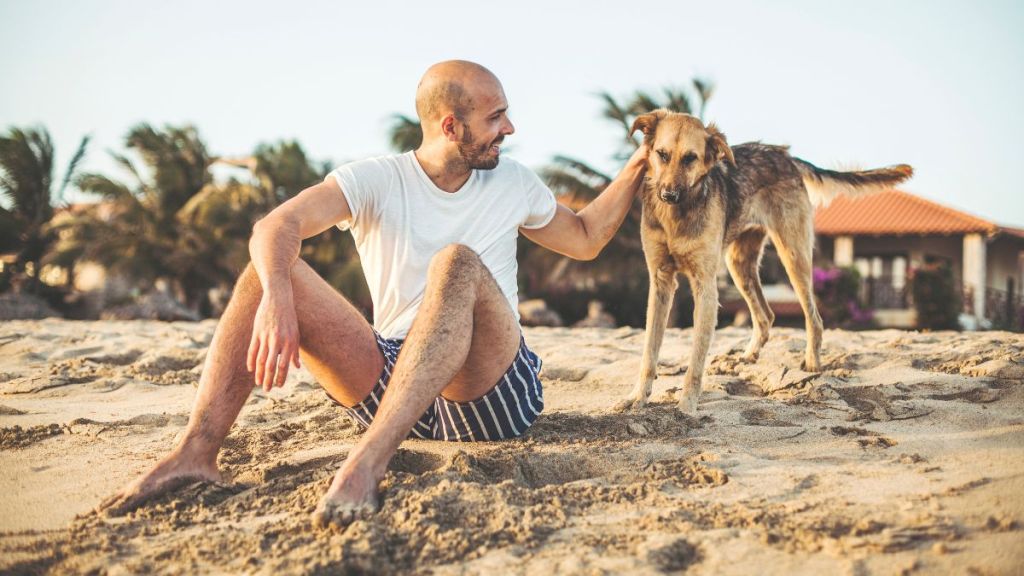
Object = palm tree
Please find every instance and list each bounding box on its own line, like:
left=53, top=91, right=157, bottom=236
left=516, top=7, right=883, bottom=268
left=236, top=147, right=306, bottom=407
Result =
left=0, top=126, right=89, bottom=292
left=48, top=123, right=219, bottom=310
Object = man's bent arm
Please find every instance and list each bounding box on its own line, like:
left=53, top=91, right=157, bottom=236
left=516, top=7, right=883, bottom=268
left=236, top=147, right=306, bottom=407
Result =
left=522, top=146, right=647, bottom=261
left=249, top=177, right=353, bottom=296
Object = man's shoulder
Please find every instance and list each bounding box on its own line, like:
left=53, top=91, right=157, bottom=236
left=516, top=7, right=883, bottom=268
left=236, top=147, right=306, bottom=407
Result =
left=336, top=152, right=408, bottom=173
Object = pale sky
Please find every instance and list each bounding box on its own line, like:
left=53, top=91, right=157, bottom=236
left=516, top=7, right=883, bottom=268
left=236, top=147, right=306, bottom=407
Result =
left=1, top=0, right=1022, bottom=226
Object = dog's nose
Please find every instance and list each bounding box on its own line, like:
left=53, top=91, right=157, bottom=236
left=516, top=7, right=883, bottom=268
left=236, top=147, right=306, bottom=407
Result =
left=659, top=188, right=681, bottom=204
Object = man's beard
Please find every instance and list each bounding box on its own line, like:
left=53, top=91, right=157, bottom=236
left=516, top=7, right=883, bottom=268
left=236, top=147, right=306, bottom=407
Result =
left=457, top=125, right=501, bottom=170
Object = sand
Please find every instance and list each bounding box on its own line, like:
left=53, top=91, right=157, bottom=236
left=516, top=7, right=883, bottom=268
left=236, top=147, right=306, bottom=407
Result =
left=1, top=318, right=1022, bottom=574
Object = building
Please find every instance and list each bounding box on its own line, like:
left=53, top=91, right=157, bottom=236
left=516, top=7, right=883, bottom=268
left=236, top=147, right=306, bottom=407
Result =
left=813, top=189, right=1024, bottom=329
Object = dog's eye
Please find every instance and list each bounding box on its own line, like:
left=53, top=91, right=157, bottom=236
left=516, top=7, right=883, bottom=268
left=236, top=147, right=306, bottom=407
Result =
left=657, top=150, right=670, bottom=163
left=683, top=152, right=698, bottom=165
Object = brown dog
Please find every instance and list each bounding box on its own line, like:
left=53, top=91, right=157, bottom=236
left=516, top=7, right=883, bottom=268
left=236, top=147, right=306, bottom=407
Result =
left=617, top=110, right=912, bottom=414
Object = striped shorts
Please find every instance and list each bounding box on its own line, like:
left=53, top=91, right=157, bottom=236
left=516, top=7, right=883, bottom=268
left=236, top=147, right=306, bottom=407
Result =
left=325, top=331, right=544, bottom=441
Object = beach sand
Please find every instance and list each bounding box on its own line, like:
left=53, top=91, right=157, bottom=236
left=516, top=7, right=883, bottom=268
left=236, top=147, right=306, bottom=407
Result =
left=1, top=318, right=1022, bottom=574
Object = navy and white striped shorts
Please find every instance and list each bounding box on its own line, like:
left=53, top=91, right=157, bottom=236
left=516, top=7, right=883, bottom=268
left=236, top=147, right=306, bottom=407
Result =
left=325, top=331, right=544, bottom=441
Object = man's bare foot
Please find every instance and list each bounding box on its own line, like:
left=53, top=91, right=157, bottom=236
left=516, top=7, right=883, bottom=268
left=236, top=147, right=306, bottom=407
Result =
left=311, top=462, right=381, bottom=531
left=96, top=451, right=221, bottom=517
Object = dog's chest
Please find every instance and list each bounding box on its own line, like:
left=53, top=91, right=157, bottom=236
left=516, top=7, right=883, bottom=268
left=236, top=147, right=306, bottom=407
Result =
left=643, top=211, right=720, bottom=275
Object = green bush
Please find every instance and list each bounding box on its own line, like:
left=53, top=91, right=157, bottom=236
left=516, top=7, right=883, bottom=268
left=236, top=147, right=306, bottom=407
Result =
left=910, top=263, right=960, bottom=330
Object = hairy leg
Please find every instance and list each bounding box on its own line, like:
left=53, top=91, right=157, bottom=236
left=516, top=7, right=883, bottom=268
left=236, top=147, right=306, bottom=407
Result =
left=770, top=228, right=823, bottom=372
left=677, top=267, right=720, bottom=414
left=725, top=228, right=774, bottom=361
left=313, top=244, right=522, bottom=530
left=617, top=266, right=677, bottom=411
left=98, top=259, right=382, bottom=516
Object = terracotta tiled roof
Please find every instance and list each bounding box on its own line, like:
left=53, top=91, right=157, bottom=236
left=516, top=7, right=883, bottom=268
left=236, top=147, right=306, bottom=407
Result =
left=814, top=189, right=1002, bottom=236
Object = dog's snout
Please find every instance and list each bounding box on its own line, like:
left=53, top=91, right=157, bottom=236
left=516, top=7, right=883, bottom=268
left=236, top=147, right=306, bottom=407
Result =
left=658, top=187, right=682, bottom=204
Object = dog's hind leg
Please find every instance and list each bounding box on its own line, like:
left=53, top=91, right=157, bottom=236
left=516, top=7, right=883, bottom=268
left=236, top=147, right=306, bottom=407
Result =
left=769, top=227, right=823, bottom=372
left=725, top=228, right=775, bottom=362
left=678, top=266, right=720, bottom=414
left=616, top=266, right=677, bottom=411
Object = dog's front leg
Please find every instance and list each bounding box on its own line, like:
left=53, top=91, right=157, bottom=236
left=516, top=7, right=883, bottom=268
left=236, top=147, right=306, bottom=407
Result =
left=616, top=268, right=677, bottom=411
left=678, top=272, right=719, bottom=414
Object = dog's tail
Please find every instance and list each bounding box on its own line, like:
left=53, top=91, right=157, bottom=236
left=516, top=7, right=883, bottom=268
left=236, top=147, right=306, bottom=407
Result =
left=794, top=158, right=913, bottom=207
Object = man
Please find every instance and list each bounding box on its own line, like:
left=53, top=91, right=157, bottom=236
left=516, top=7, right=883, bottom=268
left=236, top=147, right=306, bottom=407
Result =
left=97, top=60, right=648, bottom=530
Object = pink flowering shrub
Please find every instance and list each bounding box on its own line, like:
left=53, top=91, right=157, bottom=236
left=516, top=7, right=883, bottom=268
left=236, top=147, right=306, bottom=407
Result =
left=813, top=266, right=874, bottom=328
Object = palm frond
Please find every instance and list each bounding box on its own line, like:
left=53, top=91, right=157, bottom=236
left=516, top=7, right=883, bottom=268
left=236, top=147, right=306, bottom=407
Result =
left=692, top=78, right=715, bottom=120
left=627, top=91, right=660, bottom=116
left=662, top=88, right=693, bottom=115
left=388, top=114, right=422, bottom=153
left=55, top=134, right=90, bottom=207
left=549, top=155, right=612, bottom=186
left=596, top=91, right=631, bottom=135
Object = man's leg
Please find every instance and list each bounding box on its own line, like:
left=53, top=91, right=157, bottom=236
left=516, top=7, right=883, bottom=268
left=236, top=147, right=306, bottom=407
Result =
left=312, top=244, right=522, bottom=529
left=97, top=259, right=384, bottom=515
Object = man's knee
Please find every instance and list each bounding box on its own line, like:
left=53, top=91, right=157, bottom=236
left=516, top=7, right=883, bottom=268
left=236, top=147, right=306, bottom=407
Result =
left=429, top=244, right=483, bottom=275
left=424, top=244, right=488, bottom=296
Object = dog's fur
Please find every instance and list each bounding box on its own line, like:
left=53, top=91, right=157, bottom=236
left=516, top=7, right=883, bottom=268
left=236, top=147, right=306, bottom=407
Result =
left=617, top=110, right=913, bottom=414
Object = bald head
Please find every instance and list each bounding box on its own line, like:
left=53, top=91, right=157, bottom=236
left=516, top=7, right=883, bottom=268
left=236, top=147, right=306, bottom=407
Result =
left=415, top=60, right=502, bottom=127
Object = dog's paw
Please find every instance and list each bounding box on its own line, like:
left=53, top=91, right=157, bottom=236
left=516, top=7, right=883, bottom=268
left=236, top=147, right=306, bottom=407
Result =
left=675, top=394, right=699, bottom=415
left=612, top=396, right=647, bottom=412
left=801, top=359, right=822, bottom=373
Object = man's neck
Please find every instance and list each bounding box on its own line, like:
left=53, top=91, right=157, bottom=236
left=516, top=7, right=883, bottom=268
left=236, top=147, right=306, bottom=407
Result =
left=413, top=143, right=472, bottom=193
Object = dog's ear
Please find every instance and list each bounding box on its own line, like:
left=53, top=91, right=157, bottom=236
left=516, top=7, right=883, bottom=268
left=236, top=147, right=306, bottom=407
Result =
left=705, top=123, right=735, bottom=166
left=630, top=109, right=668, bottom=144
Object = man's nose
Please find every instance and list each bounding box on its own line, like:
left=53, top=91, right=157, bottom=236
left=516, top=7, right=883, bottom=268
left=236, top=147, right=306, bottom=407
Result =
left=503, top=117, right=516, bottom=136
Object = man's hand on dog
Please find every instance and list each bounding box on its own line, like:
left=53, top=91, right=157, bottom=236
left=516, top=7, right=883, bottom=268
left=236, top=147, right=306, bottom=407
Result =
left=626, top=143, right=650, bottom=188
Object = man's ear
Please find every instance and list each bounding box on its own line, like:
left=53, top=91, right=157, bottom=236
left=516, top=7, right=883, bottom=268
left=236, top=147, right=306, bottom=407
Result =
left=441, top=114, right=458, bottom=141
left=630, top=109, right=668, bottom=145
left=705, top=123, right=735, bottom=166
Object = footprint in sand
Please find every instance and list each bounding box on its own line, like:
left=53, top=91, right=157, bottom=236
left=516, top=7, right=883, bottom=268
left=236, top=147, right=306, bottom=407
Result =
left=50, top=345, right=108, bottom=361
left=830, top=425, right=897, bottom=449
left=740, top=407, right=799, bottom=427
left=927, top=387, right=1003, bottom=404
left=84, top=349, right=145, bottom=366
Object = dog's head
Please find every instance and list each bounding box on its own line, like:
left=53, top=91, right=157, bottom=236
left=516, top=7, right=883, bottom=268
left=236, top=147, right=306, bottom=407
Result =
left=631, top=109, right=735, bottom=205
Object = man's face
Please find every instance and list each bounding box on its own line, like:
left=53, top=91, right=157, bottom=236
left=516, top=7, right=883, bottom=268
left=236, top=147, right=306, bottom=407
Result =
left=456, top=81, right=515, bottom=170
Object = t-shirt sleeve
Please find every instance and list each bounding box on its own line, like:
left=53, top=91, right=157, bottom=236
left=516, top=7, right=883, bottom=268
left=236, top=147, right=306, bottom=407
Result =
left=518, top=163, right=558, bottom=230
left=328, top=157, right=393, bottom=231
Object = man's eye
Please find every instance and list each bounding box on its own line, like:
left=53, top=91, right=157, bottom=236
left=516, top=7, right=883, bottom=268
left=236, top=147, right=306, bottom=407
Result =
left=657, top=150, right=670, bottom=162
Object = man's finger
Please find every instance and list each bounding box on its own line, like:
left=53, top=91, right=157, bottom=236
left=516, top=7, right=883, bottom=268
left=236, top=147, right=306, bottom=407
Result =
left=246, top=332, right=260, bottom=373
left=275, top=348, right=289, bottom=387
left=274, top=342, right=290, bottom=387
left=262, top=340, right=280, bottom=391
left=254, top=339, right=269, bottom=387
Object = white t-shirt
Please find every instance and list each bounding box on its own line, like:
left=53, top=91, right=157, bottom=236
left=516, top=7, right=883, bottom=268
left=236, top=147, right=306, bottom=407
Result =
left=329, top=151, right=557, bottom=340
